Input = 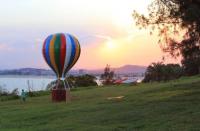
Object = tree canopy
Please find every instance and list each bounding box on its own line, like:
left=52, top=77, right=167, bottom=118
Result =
left=143, top=62, right=183, bottom=82
left=133, top=0, right=200, bottom=75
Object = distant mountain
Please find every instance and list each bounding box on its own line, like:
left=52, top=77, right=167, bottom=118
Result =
left=87, top=65, right=147, bottom=74
left=0, top=65, right=146, bottom=76
left=0, top=68, right=54, bottom=76
left=114, top=65, right=147, bottom=74
left=0, top=68, right=81, bottom=76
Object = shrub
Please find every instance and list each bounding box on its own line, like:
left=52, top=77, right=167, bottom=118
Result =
left=0, top=87, right=20, bottom=101
left=67, top=74, right=97, bottom=87
left=46, top=74, right=97, bottom=89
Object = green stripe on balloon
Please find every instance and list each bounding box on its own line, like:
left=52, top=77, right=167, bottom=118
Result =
left=54, top=34, right=62, bottom=77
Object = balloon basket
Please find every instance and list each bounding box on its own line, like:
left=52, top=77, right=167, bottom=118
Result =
left=51, top=88, right=70, bottom=102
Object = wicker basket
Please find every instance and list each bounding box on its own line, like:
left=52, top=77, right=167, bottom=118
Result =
left=52, top=89, right=65, bottom=102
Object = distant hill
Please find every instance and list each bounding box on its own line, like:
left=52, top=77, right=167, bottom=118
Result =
left=0, top=68, right=81, bottom=76
left=0, top=68, right=54, bottom=76
left=0, top=65, right=146, bottom=76
left=114, top=65, right=146, bottom=74
left=86, top=65, right=146, bottom=74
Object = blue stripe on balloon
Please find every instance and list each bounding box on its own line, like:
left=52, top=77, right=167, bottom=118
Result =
left=66, top=35, right=76, bottom=71
left=45, top=35, right=53, bottom=67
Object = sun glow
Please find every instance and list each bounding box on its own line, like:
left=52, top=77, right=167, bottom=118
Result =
left=106, top=41, right=117, bottom=49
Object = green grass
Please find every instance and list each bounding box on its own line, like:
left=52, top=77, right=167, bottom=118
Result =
left=1, top=75, right=200, bottom=131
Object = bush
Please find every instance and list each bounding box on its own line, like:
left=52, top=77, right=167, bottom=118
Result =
left=0, top=86, right=9, bottom=96
left=0, top=87, right=20, bottom=101
left=27, top=90, right=50, bottom=97
left=46, top=74, right=97, bottom=90
left=0, top=95, right=19, bottom=101
left=67, top=74, right=97, bottom=87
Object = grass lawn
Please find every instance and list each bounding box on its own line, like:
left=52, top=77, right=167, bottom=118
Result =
left=1, top=75, right=200, bottom=131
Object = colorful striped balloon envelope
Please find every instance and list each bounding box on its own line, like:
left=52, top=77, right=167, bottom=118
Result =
left=42, top=33, right=81, bottom=79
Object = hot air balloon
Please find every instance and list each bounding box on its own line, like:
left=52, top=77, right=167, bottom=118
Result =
left=42, top=33, right=81, bottom=102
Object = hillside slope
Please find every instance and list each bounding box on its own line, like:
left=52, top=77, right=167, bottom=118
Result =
left=0, top=76, right=200, bottom=130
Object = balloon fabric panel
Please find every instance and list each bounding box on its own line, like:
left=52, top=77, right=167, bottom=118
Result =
left=65, top=36, right=81, bottom=75
left=64, top=35, right=76, bottom=75
left=42, top=39, right=48, bottom=65
left=54, top=34, right=62, bottom=77
left=72, top=37, right=81, bottom=66
left=49, top=35, right=59, bottom=77
left=45, top=35, right=53, bottom=68
left=63, top=34, right=72, bottom=77
left=64, top=36, right=81, bottom=76
left=60, top=34, right=66, bottom=77
left=44, top=35, right=57, bottom=75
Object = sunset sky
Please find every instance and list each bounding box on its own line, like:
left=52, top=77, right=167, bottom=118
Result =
left=0, top=0, right=178, bottom=70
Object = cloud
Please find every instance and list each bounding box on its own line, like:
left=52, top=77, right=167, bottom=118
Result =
left=80, top=34, right=111, bottom=40
left=79, top=34, right=113, bottom=45
left=91, top=34, right=112, bottom=41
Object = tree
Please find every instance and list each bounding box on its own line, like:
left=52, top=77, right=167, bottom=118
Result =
left=101, top=64, right=115, bottom=85
left=133, top=0, right=200, bottom=75
left=143, top=62, right=183, bottom=82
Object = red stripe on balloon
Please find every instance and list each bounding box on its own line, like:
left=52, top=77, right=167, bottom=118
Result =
left=42, top=38, right=47, bottom=63
left=60, top=33, right=66, bottom=76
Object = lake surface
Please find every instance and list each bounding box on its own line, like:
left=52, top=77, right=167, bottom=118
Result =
left=0, top=76, right=55, bottom=93
left=0, top=75, right=145, bottom=93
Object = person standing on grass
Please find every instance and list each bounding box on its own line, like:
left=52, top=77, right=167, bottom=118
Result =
left=21, top=89, right=26, bottom=102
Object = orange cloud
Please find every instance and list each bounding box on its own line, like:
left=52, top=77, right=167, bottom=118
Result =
left=73, top=32, right=180, bottom=70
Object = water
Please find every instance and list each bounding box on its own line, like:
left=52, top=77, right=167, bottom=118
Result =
left=0, top=76, right=55, bottom=93
left=0, top=75, right=145, bottom=93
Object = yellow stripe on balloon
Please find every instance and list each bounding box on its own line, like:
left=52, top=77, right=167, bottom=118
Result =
left=49, top=35, right=59, bottom=77
left=75, top=38, right=81, bottom=61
